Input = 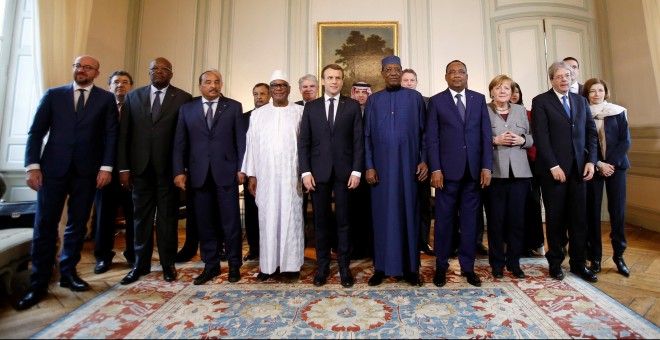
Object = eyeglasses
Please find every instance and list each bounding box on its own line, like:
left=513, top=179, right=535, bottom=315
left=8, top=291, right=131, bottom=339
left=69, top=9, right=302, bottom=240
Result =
left=73, top=63, right=97, bottom=71
left=553, top=73, right=571, bottom=80
left=150, top=67, right=172, bottom=73
left=447, top=70, right=467, bottom=76
left=270, top=83, right=289, bottom=89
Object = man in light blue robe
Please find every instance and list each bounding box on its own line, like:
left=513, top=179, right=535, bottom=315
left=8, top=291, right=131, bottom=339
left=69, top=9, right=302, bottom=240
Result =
left=364, top=55, right=428, bottom=286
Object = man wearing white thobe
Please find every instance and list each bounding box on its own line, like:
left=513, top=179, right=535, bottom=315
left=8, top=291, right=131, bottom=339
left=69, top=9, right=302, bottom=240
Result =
left=242, top=70, right=305, bottom=281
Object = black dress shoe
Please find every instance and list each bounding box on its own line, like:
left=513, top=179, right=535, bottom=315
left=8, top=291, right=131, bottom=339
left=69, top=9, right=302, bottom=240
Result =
left=368, top=271, right=386, bottom=286
left=163, top=265, right=177, bottom=282
left=570, top=266, right=598, bottom=282
left=120, top=268, right=143, bottom=285
left=509, top=268, right=526, bottom=279
left=613, top=257, right=630, bottom=277
left=476, top=244, right=489, bottom=256
left=256, top=272, right=272, bottom=282
left=589, top=260, right=601, bottom=273
left=313, top=273, right=327, bottom=287
left=228, top=265, right=241, bottom=283
left=94, top=260, right=112, bottom=274
left=339, top=268, right=355, bottom=288
left=461, top=271, right=481, bottom=287
left=16, top=287, right=48, bottom=310
left=243, top=252, right=259, bottom=262
left=433, top=269, right=446, bottom=287
left=403, top=272, right=423, bottom=287
left=285, top=271, right=300, bottom=281
left=60, top=274, right=91, bottom=291
left=193, top=267, right=220, bottom=285
left=549, top=265, right=564, bottom=280
left=492, top=269, right=504, bottom=279
left=420, top=243, right=435, bottom=256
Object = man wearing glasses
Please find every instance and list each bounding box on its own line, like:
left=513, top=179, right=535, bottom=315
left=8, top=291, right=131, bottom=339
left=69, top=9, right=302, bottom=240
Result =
left=19, top=55, right=118, bottom=310
left=241, top=70, right=305, bottom=282
left=117, top=57, right=192, bottom=285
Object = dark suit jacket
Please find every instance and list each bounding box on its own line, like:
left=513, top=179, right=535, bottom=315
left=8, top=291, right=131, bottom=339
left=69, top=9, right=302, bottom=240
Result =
left=173, top=96, right=245, bottom=188
left=426, top=88, right=493, bottom=181
left=599, top=113, right=631, bottom=169
left=298, top=95, right=364, bottom=183
left=118, top=85, right=192, bottom=177
left=531, top=89, right=597, bottom=176
left=25, top=84, right=118, bottom=177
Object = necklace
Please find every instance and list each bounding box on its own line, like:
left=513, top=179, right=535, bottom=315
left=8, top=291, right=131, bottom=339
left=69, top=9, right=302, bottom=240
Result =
left=495, top=106, right=509, bottom=112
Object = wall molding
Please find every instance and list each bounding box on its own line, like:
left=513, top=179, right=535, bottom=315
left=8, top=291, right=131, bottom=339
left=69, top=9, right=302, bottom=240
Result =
left=627, top=203, right=660, bottom=233
left=628, top=125, right=660, bottom=178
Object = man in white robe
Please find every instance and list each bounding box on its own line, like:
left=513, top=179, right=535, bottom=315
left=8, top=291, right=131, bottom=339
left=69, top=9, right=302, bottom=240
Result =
left=242, top=70, right=305, bottom=280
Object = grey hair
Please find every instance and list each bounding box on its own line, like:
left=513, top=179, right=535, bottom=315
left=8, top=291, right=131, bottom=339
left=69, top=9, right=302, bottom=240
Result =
left=298, top=74, right=318, bottom=87
left=548, top=61, right=573, bottom=80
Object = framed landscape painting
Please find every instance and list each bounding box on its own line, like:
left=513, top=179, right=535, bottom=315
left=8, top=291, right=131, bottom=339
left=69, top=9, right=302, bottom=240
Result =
left=317, top=21, right=398, bottom=95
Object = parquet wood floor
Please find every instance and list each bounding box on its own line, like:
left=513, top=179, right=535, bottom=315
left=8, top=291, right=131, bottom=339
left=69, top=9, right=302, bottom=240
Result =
left=0, top=222, right=658, bottom=338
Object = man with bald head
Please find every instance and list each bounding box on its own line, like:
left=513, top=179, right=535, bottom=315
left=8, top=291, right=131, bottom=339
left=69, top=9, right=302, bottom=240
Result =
left=19, top=55, right=119, bottom=309
left=118, top=57, right=192, bottom=285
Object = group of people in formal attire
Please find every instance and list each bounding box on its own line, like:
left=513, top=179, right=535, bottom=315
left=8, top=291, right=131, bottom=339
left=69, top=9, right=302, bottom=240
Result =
left=16, top=53, right=631, bottom=311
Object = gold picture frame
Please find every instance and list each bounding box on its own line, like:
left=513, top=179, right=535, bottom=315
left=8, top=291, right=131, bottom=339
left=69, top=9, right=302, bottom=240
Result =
left=317, top=21, right=399, bottom=95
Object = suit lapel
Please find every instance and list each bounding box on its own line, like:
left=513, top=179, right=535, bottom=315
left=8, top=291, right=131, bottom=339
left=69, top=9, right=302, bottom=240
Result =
left=332, top=96, right=346, bottom=134
left=141, top=87, right=152, bottom=122
left=464, top=91, right=474, bottom=125
left=212, top=97, right=230, bottom=129
left=443, top=90, right=464, bottom=124
left=548, top=90, right=571, bottom=123
left=153, top=86, right=176, bottom=124
left=568, top=92, right=578, bottom=123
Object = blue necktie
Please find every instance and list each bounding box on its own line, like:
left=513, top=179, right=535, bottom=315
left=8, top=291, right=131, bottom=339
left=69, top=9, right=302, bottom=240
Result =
left=328, top=97, right=335, bottom=132
left=456, top=93, right=465, bottom=122
left=205, top=102, right=214, bottom=130
left=151, top=90, right=162, bottom=122
left=562, top=95, right=571, bottom=118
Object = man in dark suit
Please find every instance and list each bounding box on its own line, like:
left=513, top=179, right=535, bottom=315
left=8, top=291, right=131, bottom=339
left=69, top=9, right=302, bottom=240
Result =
left=295, top=74, right=319, bottom=248
left=19, top=55, right=118, bottom=310
left=93, top=70, right=135, bottom=274
left=117, top=57, right=192, bottom=284
left=427, top=60, right=493, bottom=288
left=531, top=60, right=598, bottom=282
left=241, top=83, right=270, bottom=262
left=173, top=69, right=245, bottom=285
left=298, top=64, right=364, bottom=288
left=563, top=57, right=584, bottom=96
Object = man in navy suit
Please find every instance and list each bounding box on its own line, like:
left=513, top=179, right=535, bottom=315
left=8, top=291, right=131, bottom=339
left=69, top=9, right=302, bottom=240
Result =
left=173, top=69, right=245, bottom=285
left=427, top=60, right=493, bottom=287
left=19, top=55, right=118, bottom=310
left=531, top=60, right=598, bottom=282
left=298, top=64, right=364, bottom=288
left=118, top=57, right=192, bottom=284
left=93, top=70, right=135, bottom=274
left=563, top=57, right=584, bottom=96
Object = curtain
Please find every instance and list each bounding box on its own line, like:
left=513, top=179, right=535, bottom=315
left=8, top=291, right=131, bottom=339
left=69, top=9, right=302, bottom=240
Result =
left=33, top=0, right=94, bottom=93
left=642, top=0, right=660, bottom=100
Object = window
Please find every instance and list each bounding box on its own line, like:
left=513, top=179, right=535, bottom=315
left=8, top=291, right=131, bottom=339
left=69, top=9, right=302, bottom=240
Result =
left=0, top=0, right=38, bottom=172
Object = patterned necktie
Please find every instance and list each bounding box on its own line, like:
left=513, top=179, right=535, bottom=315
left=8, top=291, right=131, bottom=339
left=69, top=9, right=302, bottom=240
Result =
left=206, top=102, right=214, bottom=130
left=152, top=90, right=162, bottom=122
left=455, top=93, right=465, bottom=122
left=328, top=97, right=335, bottom=132
left=76, top=89, right=86, bottom=113
left=562, top=95, right=571, bottom=118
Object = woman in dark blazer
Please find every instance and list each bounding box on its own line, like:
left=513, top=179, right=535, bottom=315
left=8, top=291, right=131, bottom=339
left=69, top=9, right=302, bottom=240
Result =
left=511, top=82, right=545, bottom=257
left=583, top=78, right=631, bottom=277
left=484, top=75, right=534, bottom=279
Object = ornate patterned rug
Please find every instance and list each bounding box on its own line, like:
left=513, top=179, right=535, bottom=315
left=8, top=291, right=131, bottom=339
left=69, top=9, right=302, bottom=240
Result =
left=34, top=258, right=659, bottom=339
